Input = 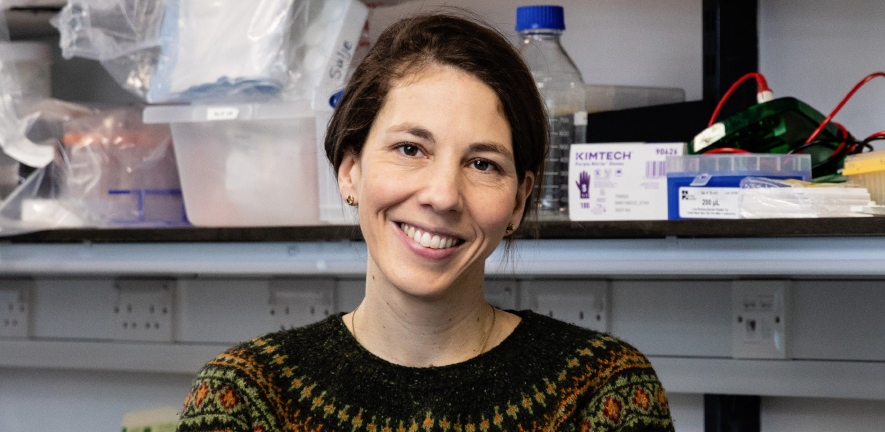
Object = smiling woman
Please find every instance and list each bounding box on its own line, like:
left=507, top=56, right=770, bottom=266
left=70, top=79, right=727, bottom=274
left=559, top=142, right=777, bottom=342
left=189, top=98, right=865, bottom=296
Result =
left=177, top=13, right=674, bottom=432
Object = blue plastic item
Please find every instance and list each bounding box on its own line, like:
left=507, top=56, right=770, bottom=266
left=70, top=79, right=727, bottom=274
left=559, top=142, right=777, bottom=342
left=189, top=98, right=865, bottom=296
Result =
left=666, top=154, right=812, bottom=220
left=516, top=5, right=565, bottom=31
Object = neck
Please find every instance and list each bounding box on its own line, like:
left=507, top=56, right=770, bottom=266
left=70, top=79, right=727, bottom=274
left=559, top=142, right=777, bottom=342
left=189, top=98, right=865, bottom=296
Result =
left=348, top=258, right=495, bottom=367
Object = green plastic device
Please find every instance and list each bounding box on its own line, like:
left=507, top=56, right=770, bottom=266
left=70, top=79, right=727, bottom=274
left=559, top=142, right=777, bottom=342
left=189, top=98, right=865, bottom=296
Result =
left=689, top=97, right=842, bottom=173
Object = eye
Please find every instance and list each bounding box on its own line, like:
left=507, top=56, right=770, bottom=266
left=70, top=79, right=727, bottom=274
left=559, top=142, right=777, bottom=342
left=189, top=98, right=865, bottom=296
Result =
left=471, top=159, right=498, bottom=172
left=396, top=144, right=422, bottom=157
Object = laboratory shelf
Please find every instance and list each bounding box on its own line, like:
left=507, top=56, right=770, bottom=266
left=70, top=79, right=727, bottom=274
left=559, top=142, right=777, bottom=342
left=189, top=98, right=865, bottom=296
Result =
left=2, top=236, right=885, bottom=277
left=1, top=339, right=882, bottom=400
left=3, top=218, right=885, bottom=243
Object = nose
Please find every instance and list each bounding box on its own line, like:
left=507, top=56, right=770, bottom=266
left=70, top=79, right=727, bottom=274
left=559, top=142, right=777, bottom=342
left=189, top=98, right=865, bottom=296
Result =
left=415, top=158, right=463, bottom=213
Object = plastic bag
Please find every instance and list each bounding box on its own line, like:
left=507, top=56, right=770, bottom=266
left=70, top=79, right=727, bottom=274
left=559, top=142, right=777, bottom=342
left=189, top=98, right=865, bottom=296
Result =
left=59, top=106, right=187, bottom=226
left=739, top=177, right=873, bottom=218
left=52, top=0, right=368, bottom=103
left=0, top=106, right=188, bottom=234
left=50, top=0, right=164, bottom=100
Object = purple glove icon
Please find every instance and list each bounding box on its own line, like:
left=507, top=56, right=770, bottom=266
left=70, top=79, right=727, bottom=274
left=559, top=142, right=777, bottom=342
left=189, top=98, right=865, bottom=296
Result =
left=576, top=171, right=591, bottom=199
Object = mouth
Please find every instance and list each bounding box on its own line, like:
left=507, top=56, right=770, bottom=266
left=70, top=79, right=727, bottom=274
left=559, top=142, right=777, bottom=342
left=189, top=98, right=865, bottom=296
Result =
left=398, top=222, right=464, bottom=250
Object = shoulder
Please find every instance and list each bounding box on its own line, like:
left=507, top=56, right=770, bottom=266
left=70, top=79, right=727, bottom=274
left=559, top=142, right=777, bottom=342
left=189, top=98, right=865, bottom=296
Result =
left=178, top=316, right=348, bottom=431
left=516, top=312, right=674, bottom=431
left=196, top=314, right=345, bottom=382
left=516, top=310, right=650, bottom=364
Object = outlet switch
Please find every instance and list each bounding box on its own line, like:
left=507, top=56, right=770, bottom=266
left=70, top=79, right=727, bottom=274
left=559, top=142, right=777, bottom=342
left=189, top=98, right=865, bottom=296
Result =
left=113, top=279, right=174, bottom=342
left=269, top=279, right=335, bottom=331
left=521, top=280, right=610, bottom=332
left=732, top=280, right=790, bottom=359
left=0, top=280, right=32, bottom=339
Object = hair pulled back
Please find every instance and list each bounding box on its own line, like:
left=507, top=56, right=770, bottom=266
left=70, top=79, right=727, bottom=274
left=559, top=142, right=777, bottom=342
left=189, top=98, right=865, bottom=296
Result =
left=324, top=13, right=548, bottom=224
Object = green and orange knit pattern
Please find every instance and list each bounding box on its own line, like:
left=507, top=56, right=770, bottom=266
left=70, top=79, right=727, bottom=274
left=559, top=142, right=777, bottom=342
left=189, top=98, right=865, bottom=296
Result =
left=177, top=311, right=674, bottom=432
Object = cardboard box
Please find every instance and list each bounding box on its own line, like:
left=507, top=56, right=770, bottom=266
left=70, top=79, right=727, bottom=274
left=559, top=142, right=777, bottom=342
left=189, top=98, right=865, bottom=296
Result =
left=568, top=143, right=685, bottom=221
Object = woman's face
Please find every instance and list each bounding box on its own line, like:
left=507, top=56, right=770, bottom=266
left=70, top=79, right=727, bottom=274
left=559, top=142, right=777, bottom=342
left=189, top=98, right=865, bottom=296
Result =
left=339, top=65, right=534, bottom=299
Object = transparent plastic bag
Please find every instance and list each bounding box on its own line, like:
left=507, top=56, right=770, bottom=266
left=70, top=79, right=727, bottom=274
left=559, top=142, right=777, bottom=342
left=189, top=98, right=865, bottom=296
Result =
left=51, top=0, right=165, bottom=100
left=739, top=177, right=873, bottom=218
left=52, top=0, right=368, bottom=103
left=0, top=104, right=188, bottom=234
left=58, top=106, right=187, bottom=226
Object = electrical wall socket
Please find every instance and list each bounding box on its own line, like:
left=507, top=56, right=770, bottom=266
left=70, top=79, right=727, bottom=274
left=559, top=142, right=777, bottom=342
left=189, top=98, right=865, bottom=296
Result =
left=484, top=279, right=518, bottom=310
left=520, top=280, right=610, bottom=333
left=732, top=280, right=790, bottom=359
left=113, top=279, right=174, bottom=342
left=0, top=280, right=32, bottom=339
left=269, top=279, right=335, bottom=331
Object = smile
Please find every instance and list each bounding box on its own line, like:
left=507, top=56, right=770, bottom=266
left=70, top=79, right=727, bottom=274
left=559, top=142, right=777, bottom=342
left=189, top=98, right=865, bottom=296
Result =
left=399, top=223, right=462, bottom=250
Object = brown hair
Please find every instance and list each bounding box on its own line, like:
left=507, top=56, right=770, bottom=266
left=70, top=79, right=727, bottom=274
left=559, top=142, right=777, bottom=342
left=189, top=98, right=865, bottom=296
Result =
left=324, top=13, right=548, bottom=225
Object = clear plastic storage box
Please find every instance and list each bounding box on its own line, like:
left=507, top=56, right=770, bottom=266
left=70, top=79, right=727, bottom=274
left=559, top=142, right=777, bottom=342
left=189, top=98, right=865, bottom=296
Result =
left=666, top=154, right=811, bottom=220
left=843, top=150, right=885, bottom=205
left=143, top=102, right=326, bottom=226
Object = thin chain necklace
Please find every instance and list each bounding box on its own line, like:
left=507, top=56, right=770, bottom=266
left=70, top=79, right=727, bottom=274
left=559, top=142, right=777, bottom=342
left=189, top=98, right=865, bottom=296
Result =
left=351, top=303, right=498, bottom=356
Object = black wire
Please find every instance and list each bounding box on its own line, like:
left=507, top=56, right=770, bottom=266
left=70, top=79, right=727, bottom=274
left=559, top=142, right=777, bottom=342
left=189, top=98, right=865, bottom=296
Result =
left=787, top=138, right=852, bottom=155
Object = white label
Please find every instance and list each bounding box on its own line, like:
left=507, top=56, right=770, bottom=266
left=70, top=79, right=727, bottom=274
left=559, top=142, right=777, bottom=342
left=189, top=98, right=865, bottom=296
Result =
left=574, top=111, right=588, bottom=126
left=206, top=107, right=239, bottom=121
left=693, top=122, right=726, bottom=152
left=569, top=143, right=685, bottom=221
left=678, top=187, right=742, bottom=219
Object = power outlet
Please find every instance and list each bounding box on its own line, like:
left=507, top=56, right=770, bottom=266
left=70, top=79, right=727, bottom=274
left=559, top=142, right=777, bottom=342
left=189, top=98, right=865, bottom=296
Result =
left=0, top=280, right=31, bottom=339
left=732, top=280, right=790, bottom=359
left=484, top=279, right=518, bottom=310
left=113, top=279, right=174, bottom=342
left=521, top=280, right=610, bottom=332
left=269, top=279, right=335, bottom=331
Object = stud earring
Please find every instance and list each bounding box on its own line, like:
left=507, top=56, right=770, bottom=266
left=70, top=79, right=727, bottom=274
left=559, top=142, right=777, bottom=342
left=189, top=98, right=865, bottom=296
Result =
left=346, top=195, right=357, bottom=206
left=505, top=223, right=515, bottom=235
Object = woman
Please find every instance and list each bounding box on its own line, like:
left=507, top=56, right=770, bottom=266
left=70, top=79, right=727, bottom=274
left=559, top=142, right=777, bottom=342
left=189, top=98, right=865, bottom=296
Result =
left=177, top=14, right=674, bottom=432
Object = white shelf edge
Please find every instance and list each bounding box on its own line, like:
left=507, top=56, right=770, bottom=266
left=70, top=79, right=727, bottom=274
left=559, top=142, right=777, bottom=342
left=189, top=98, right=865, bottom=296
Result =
left=0, top=339, right=227, bottom=375
left=1, top=340, right=882, bottom=400
left=2, top=237, right=885, bottom=276
left=649, top=355, right=885, bottom=401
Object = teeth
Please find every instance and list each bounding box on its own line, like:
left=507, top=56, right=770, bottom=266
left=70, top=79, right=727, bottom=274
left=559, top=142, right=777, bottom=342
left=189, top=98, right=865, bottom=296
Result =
left=399, top=223, right=459, bottom=250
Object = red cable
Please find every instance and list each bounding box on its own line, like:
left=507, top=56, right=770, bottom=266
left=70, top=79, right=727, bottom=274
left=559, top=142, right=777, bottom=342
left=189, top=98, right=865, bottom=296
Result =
left=704, top=148, right=751, bottom=154
left=804, top=72, right=885, bottom=144
left=708, top=72, right=772, bottom=127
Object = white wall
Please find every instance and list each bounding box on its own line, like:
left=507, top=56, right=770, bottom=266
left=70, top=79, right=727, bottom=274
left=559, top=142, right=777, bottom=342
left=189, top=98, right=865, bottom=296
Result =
left=370, top=0, right=704, bottom=100
left=0, top=369, right=192, bottom=432
left=761, top=397, right=885, bottom=432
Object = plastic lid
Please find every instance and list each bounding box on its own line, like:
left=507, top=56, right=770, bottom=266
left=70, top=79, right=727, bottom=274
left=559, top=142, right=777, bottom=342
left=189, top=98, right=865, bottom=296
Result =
left=516, top=5, right=565, bottom=31
left=0, top=42, right=51, bottom=62
left=665, top=154, right=812, bottom=177
left=143, top=101, right=314, bottom=124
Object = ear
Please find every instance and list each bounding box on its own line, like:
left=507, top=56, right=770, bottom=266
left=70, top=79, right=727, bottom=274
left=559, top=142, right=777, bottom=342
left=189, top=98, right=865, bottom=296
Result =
left=337, top=151, right=362, bottom=202
left=510, top=171, right=535, bottom=224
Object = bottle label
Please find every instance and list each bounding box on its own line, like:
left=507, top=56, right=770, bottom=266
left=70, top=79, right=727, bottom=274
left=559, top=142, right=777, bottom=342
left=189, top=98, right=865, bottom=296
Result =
left=574, top=111, right=588, bottom=126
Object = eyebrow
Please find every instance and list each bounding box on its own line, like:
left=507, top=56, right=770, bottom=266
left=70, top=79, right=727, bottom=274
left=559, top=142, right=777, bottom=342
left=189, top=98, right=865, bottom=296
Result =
left=388, top=123, right=513, bottom=160
left=389, top=123, right=435, bottom=143
left=469, top=142, right=514, bottom=161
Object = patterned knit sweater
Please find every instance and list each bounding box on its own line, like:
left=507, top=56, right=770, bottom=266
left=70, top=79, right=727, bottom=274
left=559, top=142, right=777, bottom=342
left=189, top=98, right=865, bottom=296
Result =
left=177, top=310, right=674, bottom=432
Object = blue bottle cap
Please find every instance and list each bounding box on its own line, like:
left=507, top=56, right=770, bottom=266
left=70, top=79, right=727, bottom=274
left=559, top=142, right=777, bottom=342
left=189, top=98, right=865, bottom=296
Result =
left=516, top=5, right=565, bottom=31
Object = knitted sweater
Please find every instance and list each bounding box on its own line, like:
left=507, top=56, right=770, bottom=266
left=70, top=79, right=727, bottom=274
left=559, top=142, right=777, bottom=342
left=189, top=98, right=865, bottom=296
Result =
left=177, top=310, right=674, bottom=432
